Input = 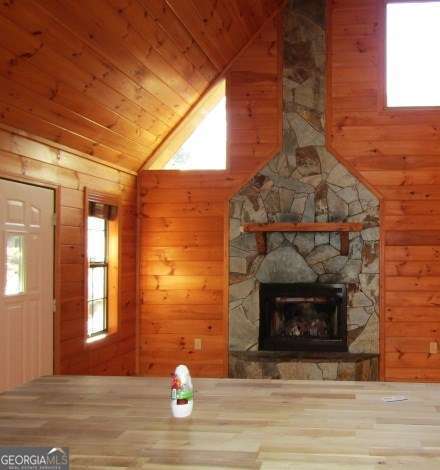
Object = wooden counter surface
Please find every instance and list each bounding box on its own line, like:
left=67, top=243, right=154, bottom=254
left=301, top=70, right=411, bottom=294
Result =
left=1, top=376, right=440, bottom=469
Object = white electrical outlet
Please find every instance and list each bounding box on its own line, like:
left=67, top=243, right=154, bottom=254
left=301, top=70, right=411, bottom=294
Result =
left=429, top=341, right=438, bottom=354
left=194, top=338, right=202, bottom=350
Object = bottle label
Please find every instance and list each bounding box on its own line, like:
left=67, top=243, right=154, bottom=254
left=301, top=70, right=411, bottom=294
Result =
left=176, top=389, right=193, bottom=401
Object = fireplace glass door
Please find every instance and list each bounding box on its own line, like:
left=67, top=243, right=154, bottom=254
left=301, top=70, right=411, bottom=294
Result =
left=259, top=283, right=347, bottom=352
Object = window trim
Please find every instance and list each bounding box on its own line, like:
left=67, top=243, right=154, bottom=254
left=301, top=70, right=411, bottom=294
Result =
left=84, top=188, right=121, bottom=345
left=382, top=0, right=440, bottom=112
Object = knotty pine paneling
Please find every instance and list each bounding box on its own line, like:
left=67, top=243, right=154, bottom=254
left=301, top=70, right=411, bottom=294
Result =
left=0, top=0, right=282, bottom=172
left=328, top=0, right=440, bottom=382
left=227, top=12, right=282, bottom=175
left=138, top=16, right=282, bottom=378
left=139, top=171, right=228, bottom=377
left=0, top=128, right=136, bottom=376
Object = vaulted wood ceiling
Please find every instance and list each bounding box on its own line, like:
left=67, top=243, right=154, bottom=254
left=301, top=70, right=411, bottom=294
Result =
left=0, top=0, right=283, bottom=172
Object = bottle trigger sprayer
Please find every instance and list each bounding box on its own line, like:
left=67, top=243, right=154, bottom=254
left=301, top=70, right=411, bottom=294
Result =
left=170, top=364, right=193, bottom=418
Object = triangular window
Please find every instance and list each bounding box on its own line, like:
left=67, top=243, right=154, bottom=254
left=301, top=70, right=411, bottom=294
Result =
left=163, top=84, right=227, bottom=170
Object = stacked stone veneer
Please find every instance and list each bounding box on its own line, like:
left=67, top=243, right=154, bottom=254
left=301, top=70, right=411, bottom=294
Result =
left=228, top=0, right=380, bottom=378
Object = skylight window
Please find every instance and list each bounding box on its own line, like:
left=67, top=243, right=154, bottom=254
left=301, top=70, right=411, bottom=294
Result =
left=387, top=2, right=440, bottom=107
left=165, top=96, right=227, bottom=170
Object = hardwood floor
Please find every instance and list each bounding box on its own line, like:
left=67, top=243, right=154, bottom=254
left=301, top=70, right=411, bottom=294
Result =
left=1, top=376, right=440, bottom=469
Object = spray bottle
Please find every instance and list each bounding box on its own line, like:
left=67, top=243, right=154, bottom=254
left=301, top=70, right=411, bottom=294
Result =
left=170, top=364, right=193, bottom=418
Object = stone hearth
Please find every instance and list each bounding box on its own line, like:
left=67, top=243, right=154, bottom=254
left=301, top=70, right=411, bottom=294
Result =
left=228, top=0, right=380, bottom=380
left=230, top=351, right=379, bottom=381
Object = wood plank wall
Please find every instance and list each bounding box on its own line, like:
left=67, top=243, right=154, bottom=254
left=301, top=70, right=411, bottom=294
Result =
left=328, top=0, right=440, bottom=381
left=227, top=11, right=282, bottom=176
left=138, top=16, right=282, bottom=377
left=139, top=172, right=231, bottom=377
left=0, top=127, right=137, bottom=375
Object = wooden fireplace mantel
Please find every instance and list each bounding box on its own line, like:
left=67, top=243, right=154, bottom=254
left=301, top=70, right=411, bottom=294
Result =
left=241, top=222, right=364, bottom=256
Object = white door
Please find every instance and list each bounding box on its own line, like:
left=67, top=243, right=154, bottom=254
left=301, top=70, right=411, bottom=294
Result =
left=0, top=179, right=54, bottom=392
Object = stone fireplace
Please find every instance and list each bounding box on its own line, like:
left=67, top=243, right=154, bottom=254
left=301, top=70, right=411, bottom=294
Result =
left=228, top=0, right=379, bottom=381
left=259, top=283, right=347, bottom=352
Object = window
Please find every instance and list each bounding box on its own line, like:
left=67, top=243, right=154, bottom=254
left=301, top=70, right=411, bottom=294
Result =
left=86, top=198, right=119, bottom=339
left=146, top=80, right=227, bottom=170
left=87, top=215, right=107, bottom=336
left=387, top=2, right=440, bottom=107
left=5, top=233, right=25, bottom=295
left=165, top=97, right=227, bottom=170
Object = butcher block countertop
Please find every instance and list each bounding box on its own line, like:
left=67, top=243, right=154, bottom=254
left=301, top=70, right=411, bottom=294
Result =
left=1, top=376, right=440, bottom=469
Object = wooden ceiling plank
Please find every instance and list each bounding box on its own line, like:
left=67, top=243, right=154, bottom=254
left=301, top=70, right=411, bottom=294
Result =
left=79, top=0, right=201, bottom=105
left=233, top=0, right=265, bottom=32
left=164, top=0, right=230, bottom=70
left=139, top=0, right=220, bottom=80
left=0, top=2, right=166, bottom=139
left=0, top=46, right=160, bottom=152
left=0, top=74, right=151, bottom=161
left=0, top=5, right=176, bottom=133
left=220, top=0, right=254, bottom=39
left=0, top=126, right=137, bottom=178
left=213, top=0, right=262, bottom=46
left=37, top=0, right=190, bottom=116
left=261, top=0, right=285, bottom=18
left=0, top=128, right=120, bottom=182
left=190, top=0, right=247, bottom=60
left=4, top=2, right=180, bottom=129
left=6, top=49, right=168, bottom=145
left=0, top=100, right=141, bottom=170
left=252, top=0, right=283, bottom=27
left=0, top=49, right=157, bottom=164
left=0, top=104, right=145, bottom=170
left=106, top=0, right=212, bottom=94
left=0, top=16, right=146, bottom=160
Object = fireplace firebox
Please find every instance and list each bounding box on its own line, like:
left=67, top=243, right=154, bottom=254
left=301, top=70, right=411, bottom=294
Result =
left=259, top=283, right=347, bottom=352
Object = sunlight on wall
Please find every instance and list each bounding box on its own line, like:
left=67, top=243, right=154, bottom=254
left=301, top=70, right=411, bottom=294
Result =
left=165, top=97, right=227, bottom=170
left=387, top=2, right=440, bottom=107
